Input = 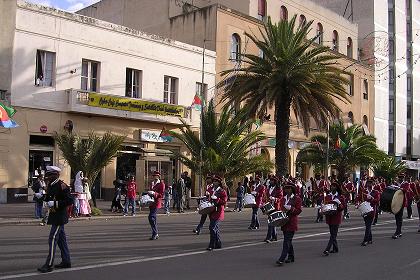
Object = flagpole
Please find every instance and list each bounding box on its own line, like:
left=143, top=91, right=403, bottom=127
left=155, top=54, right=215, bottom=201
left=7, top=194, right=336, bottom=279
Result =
left=326, top=122, right=330, bottom=178
left=198, top=39, right=206, bottom=197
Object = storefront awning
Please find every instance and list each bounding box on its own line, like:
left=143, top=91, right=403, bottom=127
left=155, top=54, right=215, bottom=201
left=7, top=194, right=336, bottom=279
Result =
left=140, top=148, right=173, bottom=155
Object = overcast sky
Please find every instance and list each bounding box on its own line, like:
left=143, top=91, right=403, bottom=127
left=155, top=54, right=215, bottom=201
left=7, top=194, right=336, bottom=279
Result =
left=28, top=0, right=100, bottom=12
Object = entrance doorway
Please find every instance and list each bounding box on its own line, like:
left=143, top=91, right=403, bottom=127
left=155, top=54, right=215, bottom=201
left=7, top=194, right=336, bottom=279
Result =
left=116, top=152, right=140, bottom=181
left=144, top=157, right=173, bottom=188
left=29, top=150, right=53, bottom=186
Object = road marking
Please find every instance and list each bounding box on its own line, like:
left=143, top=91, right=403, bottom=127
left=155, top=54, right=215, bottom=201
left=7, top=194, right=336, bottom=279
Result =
left=0, top=218, right=416, bottom=279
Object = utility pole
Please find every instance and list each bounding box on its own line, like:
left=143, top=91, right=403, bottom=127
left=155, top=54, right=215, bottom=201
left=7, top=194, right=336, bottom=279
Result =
left=326, top=122, right=330, bottom=177
left=198, top=39, right=206, bottom=197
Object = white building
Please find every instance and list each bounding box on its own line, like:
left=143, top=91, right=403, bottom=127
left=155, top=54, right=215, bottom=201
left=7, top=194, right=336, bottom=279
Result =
left=0, top=0, right=216, bottom=203
left=311, top=0, right=420, bottom=172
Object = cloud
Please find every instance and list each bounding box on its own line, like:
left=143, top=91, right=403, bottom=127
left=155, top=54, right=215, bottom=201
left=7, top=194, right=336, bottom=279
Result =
left=65, top=0, right=99, bottom=11
left=67, top=3, right=85, bottom=12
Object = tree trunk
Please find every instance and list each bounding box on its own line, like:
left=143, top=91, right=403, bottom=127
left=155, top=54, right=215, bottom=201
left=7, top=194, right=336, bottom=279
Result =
left=275, top=97, right=292, bottom=176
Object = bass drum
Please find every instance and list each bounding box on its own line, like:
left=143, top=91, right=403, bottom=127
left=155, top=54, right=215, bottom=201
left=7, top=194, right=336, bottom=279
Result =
left=380, top=187, right=404, bottom=214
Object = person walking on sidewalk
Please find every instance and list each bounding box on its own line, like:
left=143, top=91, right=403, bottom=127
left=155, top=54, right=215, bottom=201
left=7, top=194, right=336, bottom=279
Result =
left=233, top=182, right=244, bottom=212
left=32, top=174, right=46, bottom=219
left=124, top=176, right=137, bottom=216
left=37, top=166, right=73, bottom=273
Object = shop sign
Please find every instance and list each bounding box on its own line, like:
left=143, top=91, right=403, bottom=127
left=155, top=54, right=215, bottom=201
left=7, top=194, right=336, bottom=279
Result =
left=403, top=160, right=420, bottom=170
left=40, top=125, right=47, bottom=133
left=140, top=129, right=172, bottom=143
left=88, top=93, right=185, bottom=117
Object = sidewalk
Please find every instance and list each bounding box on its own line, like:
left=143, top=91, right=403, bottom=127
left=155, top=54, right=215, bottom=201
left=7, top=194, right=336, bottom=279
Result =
left=0, top=199, right=239, bottom=225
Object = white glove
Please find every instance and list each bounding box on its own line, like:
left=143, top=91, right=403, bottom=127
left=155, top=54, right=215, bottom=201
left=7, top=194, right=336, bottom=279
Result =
left=333, top=198, right=341, bottom=205
left=211, top=195, right=217, bottom=200
left=148, top=191, right=155, bottom=196
left=35, top=193, right=42, bottom=198
left=270, top=196, right=275, bottom=201
left=366, top=194, right=372, bottom=199
left=284, top=205, right=291, bottom=210
left=47, top=201, right=55, bottom=208
left=251, top=191, right=257, bottom=195
left=205, top=191, right=210, bottom=196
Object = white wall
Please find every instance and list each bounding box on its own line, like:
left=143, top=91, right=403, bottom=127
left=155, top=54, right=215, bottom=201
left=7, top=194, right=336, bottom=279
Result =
left=11, top=2, right=216, bottom=114
left=411, top=0, right=420, bottom=157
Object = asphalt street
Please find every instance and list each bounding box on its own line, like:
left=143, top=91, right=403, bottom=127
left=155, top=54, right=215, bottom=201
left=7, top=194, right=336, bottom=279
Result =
left=0, top=206, right=419, bottom=280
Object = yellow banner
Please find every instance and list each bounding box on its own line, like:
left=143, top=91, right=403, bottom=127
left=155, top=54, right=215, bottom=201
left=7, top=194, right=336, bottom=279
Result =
left=88, top=93, right=185, bottom=117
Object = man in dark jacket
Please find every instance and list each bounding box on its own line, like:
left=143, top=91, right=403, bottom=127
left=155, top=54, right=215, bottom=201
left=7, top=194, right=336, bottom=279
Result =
left=37, top=166, right=73, bottom=273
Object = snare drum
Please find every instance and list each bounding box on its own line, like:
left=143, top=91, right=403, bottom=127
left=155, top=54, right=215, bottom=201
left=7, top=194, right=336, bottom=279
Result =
left=268, top=211, right=289, bottom=227
left=260, top=203, right=275, bottom=215
left=243, top=194, right=256, bottom=208
left=140, top=194, right=155, bottom=207
left=321, top=204, right=337, bottom=215
left=198, top=201, right=216, bottom=215
left=358, top=201, right=374, bottom=216
left=380, top=186, right=404, bottom=214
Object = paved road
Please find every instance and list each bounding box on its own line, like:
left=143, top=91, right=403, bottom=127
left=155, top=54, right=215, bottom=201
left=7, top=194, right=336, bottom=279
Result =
left=0, top=206, right=419, bottom=280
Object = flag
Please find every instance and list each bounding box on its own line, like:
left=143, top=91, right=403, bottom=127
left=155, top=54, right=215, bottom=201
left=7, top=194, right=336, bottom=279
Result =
left=335, top=138, right=348, bottom=150
left=159, top=127, right=173, bottom=142
left=191, top=94, right=202, bottom=111
left=0, top=102, right=18, bottom=128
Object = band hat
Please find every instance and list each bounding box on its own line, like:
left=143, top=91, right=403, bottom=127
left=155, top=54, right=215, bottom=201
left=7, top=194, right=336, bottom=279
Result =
left=153, top=171, right=161, bottom=177
left=45, top=166, right=61, bottom=174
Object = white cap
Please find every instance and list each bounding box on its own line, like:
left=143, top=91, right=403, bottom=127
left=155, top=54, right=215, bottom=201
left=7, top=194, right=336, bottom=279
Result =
left=46, top=165, right=61, bottom=173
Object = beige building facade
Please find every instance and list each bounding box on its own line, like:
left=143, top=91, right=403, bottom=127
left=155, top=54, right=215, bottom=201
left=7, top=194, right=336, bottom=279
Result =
left=0, top=1, right=216, bottom=203
left=79, top=0, right=374, bottom=180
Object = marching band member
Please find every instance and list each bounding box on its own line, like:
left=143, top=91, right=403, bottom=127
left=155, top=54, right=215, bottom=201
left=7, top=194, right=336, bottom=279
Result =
left=356, top=179, right=380, bottom=246
left=372, top=178, right=383, bottom=225
left=342, top=175, right=354, bottom=220
left=314, top=174, right=329, bottom=223
left=393, top=174, right=408, bottom=239
left=37, top=166, right=73, bottom=273
left=276, top=182, right=302, bottom=266
left=207, top=175, right=227, bottom=251
left=248, top=176, right=266, bottom=230
left=148, top=171, right=165, bottom=240
left=407, top=177, right=415, bottom=219
left=412, top=179, right=420, bottom=233
left=193, top=174, right=214, bottom=235
left=323, top=182, right=345, bottom=256
left=264, top=176, right=283, bottom=243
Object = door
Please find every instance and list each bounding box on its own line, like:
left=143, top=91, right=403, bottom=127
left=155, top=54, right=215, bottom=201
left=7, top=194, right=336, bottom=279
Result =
left=144, top=159, right=173, bottom=188
left=29, top=150, right=53, bottom=186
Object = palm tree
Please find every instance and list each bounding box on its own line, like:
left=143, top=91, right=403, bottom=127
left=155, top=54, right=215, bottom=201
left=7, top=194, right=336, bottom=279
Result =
left=372, top=156, right=406, bottom=185
left=169, top=100, right=273, bottom=181
left=296, top=121, right=383, bottom=184
left=54, top=131, right=125, bottom=188
left=218, top=15, right=349, bottom=176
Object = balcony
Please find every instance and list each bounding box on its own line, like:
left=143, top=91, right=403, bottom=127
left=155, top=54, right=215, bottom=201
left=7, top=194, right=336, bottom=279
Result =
left=66, top=89, right=196, bottom=126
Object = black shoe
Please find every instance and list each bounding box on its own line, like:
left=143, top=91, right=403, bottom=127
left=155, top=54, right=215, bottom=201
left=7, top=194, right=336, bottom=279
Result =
left=323, top=250, right=329, bottom=256
left=417, top=229, right=420, bottom=233
left=37, top=265, right=53, bottom=273
left=367, top=241, right=373, bottom=244
left=149, top=235, right=159, bottom=240
left=361, top=241, right=368, bottom=246
left=254, top=227, right=259, bottom=230
left=206, top=247, right=213, bottom=251
left=276, top=260, right=284, bottom=266
left=391, top=234, right=400, bottom=239
left=285, top=257, right=295, bottom=263
left=54, top=262, right=71, bottom=269
left=398, top=233, right=402, bottom=238
left=264, top=239, right=271, bottom=243
left=214, top=245, right=222, bottom=250
left=270, top=237, right=278, bottom=242
left=329, top=249, right=338, bottom=253
left=193, top=229, right=200, bottom=235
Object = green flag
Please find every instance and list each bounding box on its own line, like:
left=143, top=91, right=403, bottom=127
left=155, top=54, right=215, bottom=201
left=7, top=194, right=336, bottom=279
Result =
left=0, top=102, right=16, bottom=117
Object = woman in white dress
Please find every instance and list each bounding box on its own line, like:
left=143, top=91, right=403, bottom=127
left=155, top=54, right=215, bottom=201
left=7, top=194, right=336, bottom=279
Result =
left=75, top=171, right=90, bottom=216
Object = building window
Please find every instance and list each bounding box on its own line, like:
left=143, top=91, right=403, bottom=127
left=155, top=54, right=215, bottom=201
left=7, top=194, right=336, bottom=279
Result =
left=347, top=74, right=354, bottom=96
left=257, top=0, right=267, bottom=21
left=81, top=59, right=100, bottom=92
left=196, top=82, right=208, bottom=103
left=164, top=76, right=178, bottom=104
left=348, top=111, right=354, bottom=124
left=35, top=50, right=55, bottom=87
left=299, top=15, right=307, bottom=28
left=126, top=68, right=142, bottom=98
left=347, top=37, right=353, bottom=58
left=363, top=79, right=368, bottom=100
left=230, top=33, right=241, bottom=61
left=316, top=23, right=323, bottom=44
left=280, top=6, right=288, bottom=21
left=332, top=30, right=339, bottom=51
left=363, top=115, right=368, bottom=127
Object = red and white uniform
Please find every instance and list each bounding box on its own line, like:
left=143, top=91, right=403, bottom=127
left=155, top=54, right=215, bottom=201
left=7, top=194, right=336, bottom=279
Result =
left=254, top=183, right=267, bottom=208
left=324, top=192, right=346, bottom=225
left=314, top=179, right=329, bottom=199
left=150, top=180, right=165, bottom=209
left=280, top=194, right=302, bottom=232
left=411, top=182, right=420, bottom=205
left=342, top=180, right=354, bottom=202
left=400, top=181, right=411, bottom=207
left=210, top=187, right=228, bottom=221
left=268, top=186, right=283, bottom=210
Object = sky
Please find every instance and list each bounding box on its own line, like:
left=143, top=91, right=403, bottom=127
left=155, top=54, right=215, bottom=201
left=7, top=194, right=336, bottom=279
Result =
left=28, top=0, right=100, bottom=12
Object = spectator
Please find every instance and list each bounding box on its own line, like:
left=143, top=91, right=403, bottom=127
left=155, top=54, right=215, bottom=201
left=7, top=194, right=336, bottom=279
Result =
left=164, top=180, right=173, bottom=214
left=32, top=174, right=46, bottom=219
left=111, top=180, right=123, bottom=212
left=183, top=171, right=192, bottom=210
left=233, top=182, right=244, bottom=212
left=124, top=176, right=137, bottom=216
left=176, top=175, right=185, bottom=213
